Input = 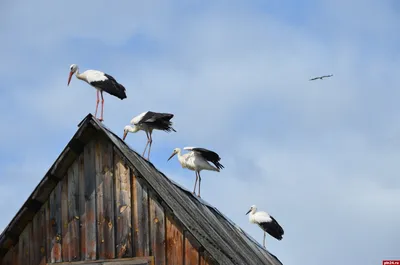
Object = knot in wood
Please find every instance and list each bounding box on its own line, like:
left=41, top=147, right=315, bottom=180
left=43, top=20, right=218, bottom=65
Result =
left=154, top=217, right=159, bottom=223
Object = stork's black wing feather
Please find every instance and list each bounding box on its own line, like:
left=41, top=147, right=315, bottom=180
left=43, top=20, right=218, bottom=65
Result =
left=90, top=73, right=127, bottom=99
left=139, top=111, right=176, bottom=132
left=191, top=148, right=224, bottom=170
left=258, top=215, right=284, bottom=240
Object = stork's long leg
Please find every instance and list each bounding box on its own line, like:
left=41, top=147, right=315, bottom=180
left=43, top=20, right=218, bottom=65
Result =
left=99, top=91, right=104, bottom=122
left=263, top=232, right=266, bottom=248
left=142, top=131, right=150, bottom=158
left=94, top=90, right=100, bottom=118
left=193, top=172, right=199, bottom=195
left=147, top=131, right=153, bottom=160
left=198, top=172, right=201, bottom=198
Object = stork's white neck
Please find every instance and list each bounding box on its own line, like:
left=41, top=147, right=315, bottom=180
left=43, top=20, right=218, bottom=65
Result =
left=74, top=67, right=85, bottom=81
left=248, top=209, right=257, bottom=223
left=126, top=125, right=139, bottom=133
left=176, top=149, right=185, bottom=163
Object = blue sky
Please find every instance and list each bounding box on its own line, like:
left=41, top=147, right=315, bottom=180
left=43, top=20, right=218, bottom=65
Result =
left=1, top=1, right=400, bottom=264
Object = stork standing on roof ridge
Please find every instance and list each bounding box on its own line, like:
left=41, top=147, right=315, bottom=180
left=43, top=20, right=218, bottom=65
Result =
left=246, top=205, right=284, bottom=249
left=123, top=111, right=176, bottom=161
left=167, top=147, right=224, bottom=198
left=67, top=64, right=127, bottom=122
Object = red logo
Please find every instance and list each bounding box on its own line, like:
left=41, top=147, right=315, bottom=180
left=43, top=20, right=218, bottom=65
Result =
left=383, top=261, right=400, bottom=265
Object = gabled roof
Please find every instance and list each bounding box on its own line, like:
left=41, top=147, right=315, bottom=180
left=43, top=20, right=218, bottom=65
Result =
left=0, top=114, right=283, bottom=265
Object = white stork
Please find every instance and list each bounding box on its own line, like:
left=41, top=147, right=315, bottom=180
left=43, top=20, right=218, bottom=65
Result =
left=245, top=205, right=284, bottom=248
left=167, top=147, right=224, bottom=197
left=67, top=64, right=127, bottom=122
left=123, top=111, right=176, bottom=160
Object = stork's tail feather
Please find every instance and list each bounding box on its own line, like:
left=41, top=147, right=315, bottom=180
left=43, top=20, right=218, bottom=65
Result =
left=118, top=84, right=127, bottom=99
left=163, top=126, right=176, bottom=133
left=213, top=161, right=224, bottom=170
left=161, top=121, right=176, bottom=133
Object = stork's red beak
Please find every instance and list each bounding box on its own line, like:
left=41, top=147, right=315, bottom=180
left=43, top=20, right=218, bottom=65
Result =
left=67, top=71, right=73, bottom=86
left=123, top=131, right=127, bottom=141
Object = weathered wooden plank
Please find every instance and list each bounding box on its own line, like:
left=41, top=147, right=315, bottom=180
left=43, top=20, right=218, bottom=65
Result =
left=149, top=196, right=165, bottom=265
left=38, top=206, right=47, bottom=263
left=31, top=208, right=42, bottom=265
left=95, top=139, right=115, bottom=259
left=18, top=223, right=31, bottom=265
left=49, top=182, right=62, bottom=262
left=61, top=175, right=69, bottom=261
left=184, top=232, right=199, bottom=265
left=45, top=200, right=50, bottom=263
left=132, top=174, right=149, bottom=257
left=114, top=153, right=132, bottom=258
left=165, top=216, right=183, bottom=265
left=52, top=256, right=153, bottom=265
left=2, top=247, right=12, bottom=265
left=82, top=140, right=97, bottom=260
left=78, top=152, right=87, bottom=260
left=67, top=158, right=81, bottom=261
left=12, top=244, right=19, bottom=265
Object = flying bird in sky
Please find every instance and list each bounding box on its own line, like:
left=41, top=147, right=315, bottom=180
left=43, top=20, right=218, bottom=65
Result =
left=167, top=147, right=224, bottom=198
left=123, top=111, right=176, bottom=160
left=309, top=74, right=333, bottom=81
left=246, top=205, right=284, bottom=248
left=67, top=64, right=127, bottom=122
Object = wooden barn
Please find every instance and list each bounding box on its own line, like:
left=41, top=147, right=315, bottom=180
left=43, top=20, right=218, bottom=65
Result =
left=0, top=114, right=283, bottom=265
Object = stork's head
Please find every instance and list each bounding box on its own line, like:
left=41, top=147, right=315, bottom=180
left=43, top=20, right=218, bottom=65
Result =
left=122, top=125, right=139, bottom=140
left=246, top=205, right=257, bottom=215
left=67, top=64, right=78, bottom=86
left=167, top=148, right=181, bottom=161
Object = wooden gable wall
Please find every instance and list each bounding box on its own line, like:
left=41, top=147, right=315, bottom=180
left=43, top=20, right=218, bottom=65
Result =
left=0, top=135, right=216, bottom=265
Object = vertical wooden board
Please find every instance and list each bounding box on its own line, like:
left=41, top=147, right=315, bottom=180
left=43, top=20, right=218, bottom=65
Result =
left=31, top=209, right=42, bottom=265
left=38, top=206, right=47, bottom=264
left=61, top=175, right=69, bottom=261
left=12, top=244, right=19, bottom=265
left=45, top=200, right=50, bottom=263
left=114, top=153, right=132, bottom=258
left=184, top=233, right=199, bottom=265
left=132, top=174, right=150, bottom=257
left=149, top=197, right=165, bottom=265
left=68, top=158, right=81, bottom=261
left=78, top=152, right=87, bottom=259
left=18, top=223, right=31, bottom=265
left=83, top=140, right=97, bottom=260
left=165, top=216, right=183, bottom=265
left=2, top=247, right=12, bottom=265
left=95, top=139, right=115, bottom=259
left=49, top=182, right=62, bottom=262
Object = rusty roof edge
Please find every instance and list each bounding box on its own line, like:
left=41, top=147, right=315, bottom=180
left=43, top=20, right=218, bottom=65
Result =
left=0, top=113, right=95, bottom=255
